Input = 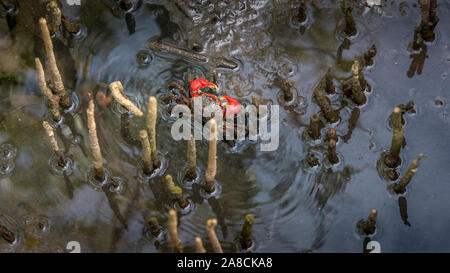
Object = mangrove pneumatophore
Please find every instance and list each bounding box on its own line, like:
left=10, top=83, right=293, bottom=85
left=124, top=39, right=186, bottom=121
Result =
left=206, top=218, right=223, bottom=253
left=324, top=66, right=336, bottom=94
left=313, top=89, right=340, bottom=123
left=147, top=96, right=161, bottom=169
left=39, top=18, right=72, bottom=109
left=204, top=119, right=217, bottom=194
left=139, top=130, right=153, bottom=175
left=166, top=174, right=189, bottom=209
left=307, top=113, right=323, bottom=140
left=327, top=138, right=340, bottom=165
left=384, top=107, right=405, bottom=168
left=35, top=58, right=61, bottom=122
left=357, top=209, right=378, bottom=235
left=185, top=134, right=197, bottom=181
left=390, top=154, right=427, bottom=194
left=240, top=214, right=255, bottom=250
left=168, top=209, right=183, bottom=253
left=195, top=237, right=207, bottom=253
left=42, top=121, right=65, bottom=167
left=86, top=93, right=105, bottom=182
left=147, top=216, right=161, bottom=237
left=109, top=81, right=143, bottom=117
left=350, top=60, right=367, bottom=105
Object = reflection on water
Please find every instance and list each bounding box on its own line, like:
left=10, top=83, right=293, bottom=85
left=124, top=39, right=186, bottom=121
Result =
left=0, top=0, right=449, bottom=252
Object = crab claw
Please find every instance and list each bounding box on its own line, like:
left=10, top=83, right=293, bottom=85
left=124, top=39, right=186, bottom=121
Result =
left=190, top=78, right=217, bottom=94
left=220, top=96, right=241, bottom=117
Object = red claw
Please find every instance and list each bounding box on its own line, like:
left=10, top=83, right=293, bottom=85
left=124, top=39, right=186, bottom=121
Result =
left=190, top=78, right=217, bottom=96
left=189, top=78, right=241, bottom=117
left=220, top=96, right=241, bottom=117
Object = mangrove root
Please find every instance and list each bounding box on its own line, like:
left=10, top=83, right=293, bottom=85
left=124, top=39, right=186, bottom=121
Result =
left=139, top=130, right=153, bottom=175
left=390, top=154, right=427, bottom=194
left=240, top=214, right=254, bottom=250
left=313, top=90, right=340, bottom=123
left=350, top=60, right=366, bottom=105
left=166, top=174, right=188, bottom=208
left=168, top=209, right=183, bottom=253
left=147, top=96, right=161, bottom=168
left=185, top=134, right=197, bottom=181
left=147, top=216, right=161, bottom=237
left=384, top=107, right=405, bottom=168
left=42, top=121, right=65, bottom=167
left=39, top=18, right=71, bottom=109
left=324, top=66, right=335, bottom=94
left=35, top=58, right=61, bottom=122
left=195, top=237, right=207, bottom=253
left=121, top=113, right=140, bottom=146
left=206, top=219, right=223, bottom=253
left=357, top=209, right=377, bottom=235
left=307, top=113, right=323, bottom=140
left=109, top=81, right=143, bottom=117
left=86, top=93, right=105, bottom=181
left=204, top=119, right=217, bottom=194
left=327, top=138, right=339, bottom=165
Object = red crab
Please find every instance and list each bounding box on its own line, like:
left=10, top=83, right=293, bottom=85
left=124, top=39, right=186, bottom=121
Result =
left=189, top=78, right=241, bottom=118
left=164, top=77, right=247, bottom=146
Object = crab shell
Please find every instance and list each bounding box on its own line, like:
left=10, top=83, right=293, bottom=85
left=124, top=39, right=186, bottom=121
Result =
left=190, top=78, right=241, bottom=117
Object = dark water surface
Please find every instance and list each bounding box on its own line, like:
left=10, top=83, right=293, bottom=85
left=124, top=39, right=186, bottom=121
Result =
left=0, top=0, right=449, bottom=252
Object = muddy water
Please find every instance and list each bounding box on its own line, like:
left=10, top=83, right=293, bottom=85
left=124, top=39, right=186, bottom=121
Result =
left=0, top=0, right=449, bottom=252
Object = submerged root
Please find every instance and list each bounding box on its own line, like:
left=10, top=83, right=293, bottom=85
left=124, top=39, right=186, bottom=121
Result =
left=342, top=107, right=360, bottom=143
